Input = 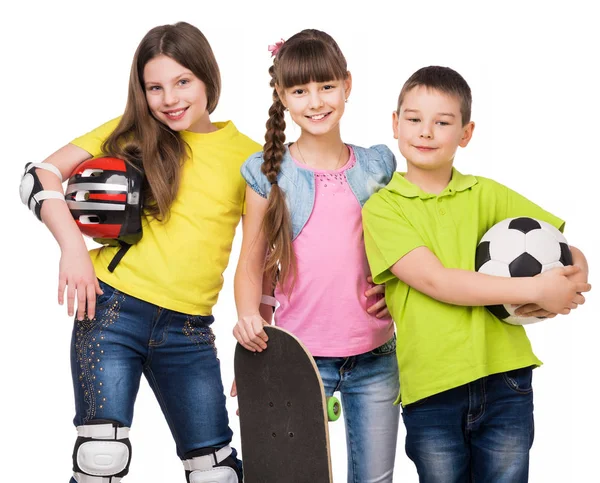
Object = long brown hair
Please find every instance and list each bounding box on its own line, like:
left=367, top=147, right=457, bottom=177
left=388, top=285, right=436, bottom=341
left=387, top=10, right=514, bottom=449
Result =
left=102, top=22, right=221, bottom=220
left=262, top=29, right=348, bottom=291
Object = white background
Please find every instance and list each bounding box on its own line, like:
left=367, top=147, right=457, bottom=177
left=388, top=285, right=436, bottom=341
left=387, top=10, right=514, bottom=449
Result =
left=1, top=1, right=598, bottom=481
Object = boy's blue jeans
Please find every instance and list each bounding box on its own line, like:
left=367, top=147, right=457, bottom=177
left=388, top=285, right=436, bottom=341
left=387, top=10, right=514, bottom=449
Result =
left=402, top=366, right=535, bottom=483
left=69, top=280, right=239, bottom=482
left=314, top=336, right=400, bottom=483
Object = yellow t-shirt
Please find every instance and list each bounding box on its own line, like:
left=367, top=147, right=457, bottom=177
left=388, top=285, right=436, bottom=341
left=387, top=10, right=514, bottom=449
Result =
left=363, top=169, right=564, bottom=405
left=71, top=118, right=261, bottom=315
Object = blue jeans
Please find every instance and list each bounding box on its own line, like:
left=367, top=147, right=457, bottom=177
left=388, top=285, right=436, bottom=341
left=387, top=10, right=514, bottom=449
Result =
left=314, top=337, right=400, bottom=483
left=402, top=366, right=535, bottom=483
left=69, top=280, right=240, bottom=482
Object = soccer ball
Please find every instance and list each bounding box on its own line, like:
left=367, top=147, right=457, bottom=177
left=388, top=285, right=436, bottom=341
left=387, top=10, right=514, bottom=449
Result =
left=475, top=217, right=572, bottom=325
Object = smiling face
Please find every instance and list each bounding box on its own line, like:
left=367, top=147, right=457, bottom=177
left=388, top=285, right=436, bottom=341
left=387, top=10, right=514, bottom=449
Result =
left=394, top=85, right=474, bottom=174
left=143, top=54, right=213, bottom=133
left=279, top=75, right=351, bottom=138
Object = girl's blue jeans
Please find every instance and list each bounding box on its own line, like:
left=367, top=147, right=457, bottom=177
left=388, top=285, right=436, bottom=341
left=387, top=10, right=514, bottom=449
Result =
left=314, top=336, right=400, bottom=483
left=402, top=366, right=535, bottom=483
left=69, top=280, right=239, bottom=482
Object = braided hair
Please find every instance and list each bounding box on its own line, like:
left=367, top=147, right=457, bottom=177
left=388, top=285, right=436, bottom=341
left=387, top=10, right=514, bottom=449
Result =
left=261, top=29, right=348, bottom=293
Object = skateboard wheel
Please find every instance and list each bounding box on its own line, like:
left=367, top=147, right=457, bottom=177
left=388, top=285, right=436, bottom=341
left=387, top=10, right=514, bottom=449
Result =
left=327, top=396, right=341, bottom=421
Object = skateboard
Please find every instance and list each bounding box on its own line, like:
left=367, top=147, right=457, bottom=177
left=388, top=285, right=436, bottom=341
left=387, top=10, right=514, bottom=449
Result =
left=234, top=326, right=341, bottom=483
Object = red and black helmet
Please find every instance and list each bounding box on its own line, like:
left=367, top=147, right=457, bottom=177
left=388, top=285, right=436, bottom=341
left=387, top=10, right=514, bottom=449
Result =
left=65, top=157, right=143, bottom=246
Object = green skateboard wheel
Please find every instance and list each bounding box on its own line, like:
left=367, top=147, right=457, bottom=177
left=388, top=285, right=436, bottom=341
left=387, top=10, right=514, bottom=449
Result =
left=327, top=396, right=341, bottom=421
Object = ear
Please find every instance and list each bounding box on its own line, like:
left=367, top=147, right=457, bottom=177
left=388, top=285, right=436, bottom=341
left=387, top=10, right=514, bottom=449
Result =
left=392, top=111, right=400, bottom=140
left=343, top=72, right=353, bottom=100
left=459, top=121, right=475, bottom=147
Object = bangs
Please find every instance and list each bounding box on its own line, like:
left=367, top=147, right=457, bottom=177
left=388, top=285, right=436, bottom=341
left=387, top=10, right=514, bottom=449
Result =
left=278, top=41, right=347, bottom=88
left=397, top=66, right=471, bottom=123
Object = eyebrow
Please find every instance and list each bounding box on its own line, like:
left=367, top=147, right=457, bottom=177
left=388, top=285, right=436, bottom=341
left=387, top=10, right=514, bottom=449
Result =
left=403, top=109, right=456, bottom=117
left=145, top=72, right=192, bottom=86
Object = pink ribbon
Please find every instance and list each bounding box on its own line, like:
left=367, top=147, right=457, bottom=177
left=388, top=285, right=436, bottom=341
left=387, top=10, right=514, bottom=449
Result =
left=268, top=38, right=285, bottom=57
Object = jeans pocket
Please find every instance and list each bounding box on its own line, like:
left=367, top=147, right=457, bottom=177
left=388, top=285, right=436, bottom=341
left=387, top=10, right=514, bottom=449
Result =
left=188, top=314, right=215, bottom=328
left=95, top=280, right=120, bottom=309
left=370, top=334, right=397, bottom=356
left=183, top=315, right=216, bottom=348
left=501, top=366, right=533, bottom=394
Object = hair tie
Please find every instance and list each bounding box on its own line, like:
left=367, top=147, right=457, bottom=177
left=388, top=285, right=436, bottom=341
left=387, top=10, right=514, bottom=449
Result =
left=270, top=179, right=278, bottom=185
left=268, top=39, right=285, bottom=57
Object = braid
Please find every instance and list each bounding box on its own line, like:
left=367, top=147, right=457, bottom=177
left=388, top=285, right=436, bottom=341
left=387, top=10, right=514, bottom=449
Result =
left=262, top=66, right=287, bottom=184
left=261, top=64, right=296, bottom=294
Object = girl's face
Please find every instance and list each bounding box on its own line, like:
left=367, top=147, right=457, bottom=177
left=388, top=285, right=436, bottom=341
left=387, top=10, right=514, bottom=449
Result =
left=279, top=75, right=351, bottom=138
left=143, top=54, right=213, bottom=133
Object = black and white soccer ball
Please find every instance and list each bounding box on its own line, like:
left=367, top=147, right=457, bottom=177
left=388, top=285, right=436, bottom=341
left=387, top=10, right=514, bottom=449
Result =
left=475, top=217, right=572, bottom=325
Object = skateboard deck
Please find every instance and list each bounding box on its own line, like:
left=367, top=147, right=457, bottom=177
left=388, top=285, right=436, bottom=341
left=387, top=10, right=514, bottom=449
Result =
left=234, top=326, right=333, bottom=483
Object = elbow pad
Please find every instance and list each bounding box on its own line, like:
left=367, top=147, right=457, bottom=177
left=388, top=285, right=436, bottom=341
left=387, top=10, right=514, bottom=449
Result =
left=20, top=162, right=65, bottom=221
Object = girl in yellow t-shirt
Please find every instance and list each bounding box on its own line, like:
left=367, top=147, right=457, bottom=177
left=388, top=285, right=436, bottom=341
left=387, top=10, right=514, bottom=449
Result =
left=19, top=21, right=259, bottom=483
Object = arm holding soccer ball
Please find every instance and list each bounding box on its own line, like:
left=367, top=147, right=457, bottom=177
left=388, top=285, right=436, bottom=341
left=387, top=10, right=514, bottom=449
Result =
left=515, top=245, right=590, bottom=317
left=24, top=143, right=102, bottom=320
left=563, top=246, right=589, bottom=283
left=389, top=246, right=590, bottom=315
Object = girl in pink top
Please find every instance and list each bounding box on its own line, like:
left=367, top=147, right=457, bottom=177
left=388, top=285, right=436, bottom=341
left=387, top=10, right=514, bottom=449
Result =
left=233, top=30, right=400, bottom=483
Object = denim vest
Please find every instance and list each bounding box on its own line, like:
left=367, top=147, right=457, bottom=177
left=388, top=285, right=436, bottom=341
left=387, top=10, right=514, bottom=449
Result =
left=241, top=144, right=397, bottom=240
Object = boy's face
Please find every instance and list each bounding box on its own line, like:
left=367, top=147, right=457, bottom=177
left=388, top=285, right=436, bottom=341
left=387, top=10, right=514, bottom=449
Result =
left=393, top=86, right=474, bottom=172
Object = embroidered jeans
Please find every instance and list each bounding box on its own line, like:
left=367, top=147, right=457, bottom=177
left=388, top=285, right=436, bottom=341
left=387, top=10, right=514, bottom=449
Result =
left=69, top=280, right=239, bottom=481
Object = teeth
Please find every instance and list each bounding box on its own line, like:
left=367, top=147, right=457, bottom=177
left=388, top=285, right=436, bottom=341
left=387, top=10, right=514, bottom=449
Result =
left=310, top=114, right=326, bottom=120
left=166, top=109, right=185, bottom=117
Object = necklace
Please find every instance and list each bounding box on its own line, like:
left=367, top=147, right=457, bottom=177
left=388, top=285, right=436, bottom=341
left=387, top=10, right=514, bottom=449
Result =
left=296, top=140, right=346, bottom=170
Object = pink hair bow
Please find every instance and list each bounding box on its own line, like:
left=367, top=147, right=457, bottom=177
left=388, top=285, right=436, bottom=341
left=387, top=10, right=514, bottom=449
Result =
left=268, top=38, right=285, bottom=57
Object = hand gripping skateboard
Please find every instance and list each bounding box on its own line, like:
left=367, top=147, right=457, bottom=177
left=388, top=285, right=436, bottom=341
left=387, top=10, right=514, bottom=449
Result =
left=234, top=326, right=341, bottom=483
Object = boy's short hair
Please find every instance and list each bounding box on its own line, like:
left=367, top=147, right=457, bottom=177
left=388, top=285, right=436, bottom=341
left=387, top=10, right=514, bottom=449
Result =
left=396, top=66, right=472, bottom=125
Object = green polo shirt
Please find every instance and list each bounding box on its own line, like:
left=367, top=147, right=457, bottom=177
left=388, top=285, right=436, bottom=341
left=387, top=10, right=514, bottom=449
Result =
left=363, top=169, right=564, bottom=405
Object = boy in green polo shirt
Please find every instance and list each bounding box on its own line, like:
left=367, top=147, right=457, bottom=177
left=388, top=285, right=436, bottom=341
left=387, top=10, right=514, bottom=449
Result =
left=362, top=66, right=591, bottom=483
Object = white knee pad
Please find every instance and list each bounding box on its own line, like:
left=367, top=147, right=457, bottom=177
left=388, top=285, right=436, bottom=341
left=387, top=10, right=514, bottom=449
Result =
left=73, top=420, right=131, bottom=483
left=183, top=445, right=239, bottom=483
left=189, top=467, right=238, bottom=483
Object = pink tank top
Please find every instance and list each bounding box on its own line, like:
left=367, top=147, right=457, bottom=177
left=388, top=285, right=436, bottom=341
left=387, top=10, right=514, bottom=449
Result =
left=274, top=147, right=394, bottom=356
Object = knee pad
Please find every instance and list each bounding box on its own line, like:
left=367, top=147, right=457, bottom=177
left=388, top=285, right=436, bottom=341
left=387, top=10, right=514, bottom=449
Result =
left=72, top=420, right=131, bottom=483
left=183, top=445, right=241, bottom=483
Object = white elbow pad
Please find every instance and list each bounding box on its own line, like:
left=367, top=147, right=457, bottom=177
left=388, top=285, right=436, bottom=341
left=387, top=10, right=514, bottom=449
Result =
left=20, top=162, right=65, bottom=220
